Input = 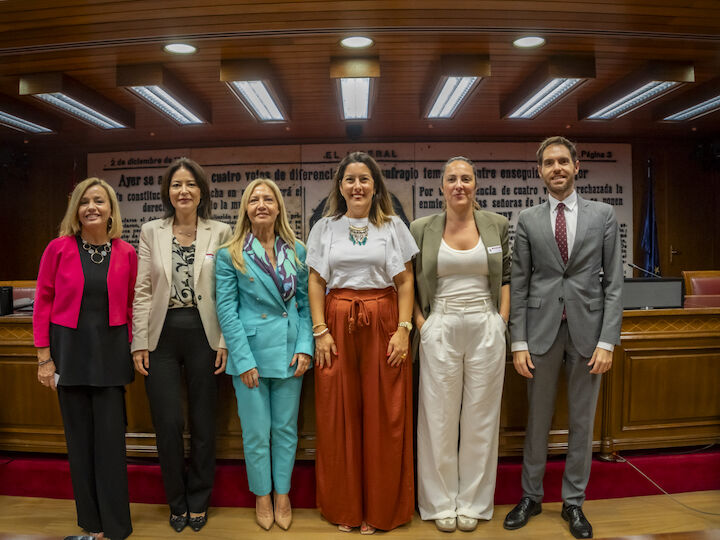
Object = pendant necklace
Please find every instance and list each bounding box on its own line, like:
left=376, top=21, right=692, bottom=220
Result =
left=81, top=239, right=112, bottom=264
left=348, top=222, right=369, bottom=246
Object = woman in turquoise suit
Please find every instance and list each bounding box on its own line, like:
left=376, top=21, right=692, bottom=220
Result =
left=215, top=178, right=313, bottom=532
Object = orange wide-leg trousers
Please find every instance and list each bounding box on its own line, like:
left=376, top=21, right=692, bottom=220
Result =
left=315, top=287, right=414, bottom=530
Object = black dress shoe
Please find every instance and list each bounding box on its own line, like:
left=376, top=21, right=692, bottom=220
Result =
left=503, top=497, right=542, bottom=530
left=63, top=536, right=95, bottom=540
left=188, top=513, right=208, bottom=532
left=169, top=513, right=188, bottom=533
left=562, top=504, right=593, bottom=539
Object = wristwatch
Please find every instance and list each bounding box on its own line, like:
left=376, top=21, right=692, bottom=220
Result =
left=398, top=321, right=413, bottom=331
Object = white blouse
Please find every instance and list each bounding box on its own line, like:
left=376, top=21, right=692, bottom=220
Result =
left=306, top=215, right=418, bottom=290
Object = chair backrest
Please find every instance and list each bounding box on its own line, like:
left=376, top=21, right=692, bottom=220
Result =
left=682, top=270, right=720, bottom=295
left=684, top=294, right=720, bottom=308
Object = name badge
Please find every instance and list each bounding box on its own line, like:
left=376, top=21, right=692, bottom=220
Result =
left=487, top=245, right=502, bottom=254
left=205, top=252, right=215, bottom=260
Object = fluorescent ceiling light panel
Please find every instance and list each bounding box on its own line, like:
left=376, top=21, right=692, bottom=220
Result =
left=20, top=73, right=133, bottom=129
left=508, top=78, right=583, bottom=119
left=501, top=56, right=595, bottom=120
left=424, top=56, right=490, bottom=119
left=117, top=64, right=209, bottom=125
left=653, top=78, right=720, bottom=122
left=0, top=110, right=53, bottom=133
left=221, top=59, right=289, bottom=122
left=228, top=81, right=285, bottom=121
left=580, top=61, right=694, bottom=121
left=587, top=81, right=679, bottom=120
left=330, top=57, right=380, bottom=121
left=129, top=85, right=204, bottom=124
left=427, top=76, right=479, bottom=119
left=35, top=92, right=126, bottom=128
left=340, top=77, right=371, bottom=119
left=664, top=95, right=720, bottom=121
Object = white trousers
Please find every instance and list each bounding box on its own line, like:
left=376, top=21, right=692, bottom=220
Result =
left=417, top=297, right=506, bottom=520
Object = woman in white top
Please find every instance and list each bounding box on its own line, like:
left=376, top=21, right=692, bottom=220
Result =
left=306, top=152, right=418, bottom=534
left=410, top=156, right=511, bottom=532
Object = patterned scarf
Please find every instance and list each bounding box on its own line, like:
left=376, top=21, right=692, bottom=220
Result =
left=243, top=233, right=297, bottom=302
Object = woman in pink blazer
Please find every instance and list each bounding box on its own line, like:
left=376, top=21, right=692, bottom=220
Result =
left=34, top=177, right=137, bottom=540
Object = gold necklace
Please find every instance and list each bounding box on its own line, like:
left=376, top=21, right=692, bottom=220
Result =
left=81, top=239, right=112, bottom=264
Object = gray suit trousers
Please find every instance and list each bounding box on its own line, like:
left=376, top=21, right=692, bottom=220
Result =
left=521, top=321, right=601, bottom=506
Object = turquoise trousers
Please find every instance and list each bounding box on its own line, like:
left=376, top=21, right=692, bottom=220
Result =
left=232, top=374, right=303, bottom=495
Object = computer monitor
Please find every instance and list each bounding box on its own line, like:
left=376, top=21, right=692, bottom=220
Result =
left=622, top=278, right=684, bottom=310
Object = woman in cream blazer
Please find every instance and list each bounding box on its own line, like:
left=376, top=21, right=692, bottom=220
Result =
left=132, top=158, right=231, bottom=533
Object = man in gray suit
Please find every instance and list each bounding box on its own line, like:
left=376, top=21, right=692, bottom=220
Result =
left=503, top=137, right=623, bottom=539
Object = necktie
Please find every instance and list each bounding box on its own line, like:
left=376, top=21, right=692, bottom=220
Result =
left=555, top=202, right=568, bottom=320
left=555, top=202, right=568, bottom=264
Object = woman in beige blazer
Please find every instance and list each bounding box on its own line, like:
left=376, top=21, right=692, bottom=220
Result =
left=132, top=157, right=231, bottom=533
left=410, top=156, right=511, bottom=533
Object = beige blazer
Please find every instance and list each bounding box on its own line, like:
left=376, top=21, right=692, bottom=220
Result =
left=131, top=216, right=233, bottom=353
left=410, top=209, right=511, bottom=319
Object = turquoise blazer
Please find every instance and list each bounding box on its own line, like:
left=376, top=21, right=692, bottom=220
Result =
left=215, top=240, right=314, bottom=378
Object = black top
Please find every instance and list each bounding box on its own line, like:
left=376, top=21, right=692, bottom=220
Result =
left=49, top=236, right=134, bottom=387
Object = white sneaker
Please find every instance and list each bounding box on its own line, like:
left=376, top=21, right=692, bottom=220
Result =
left=435, top=517, right=457, bottom=532
left=457, top=515, right=478, bottom=532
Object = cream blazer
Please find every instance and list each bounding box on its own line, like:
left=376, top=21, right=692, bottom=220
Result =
left=131, top=216, right=232, bottom=353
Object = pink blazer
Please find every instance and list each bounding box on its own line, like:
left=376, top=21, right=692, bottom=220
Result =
left=33, top=235, right=138, bottom=347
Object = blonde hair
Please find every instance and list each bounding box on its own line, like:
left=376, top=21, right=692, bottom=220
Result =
left=224, top=178, right=301, bottom=273
left=58, top=177, right=123, bottom=238
left=323, top=151, right=394, bottom=226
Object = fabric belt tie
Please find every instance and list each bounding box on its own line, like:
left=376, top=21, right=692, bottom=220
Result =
left=347, top=298, right=371, bottom=334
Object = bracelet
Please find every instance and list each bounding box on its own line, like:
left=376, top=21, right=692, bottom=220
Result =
left=313, top=327, right=330, bottom=338
left=312, top=322, right=327, bottom=330
left=38, top=359, right=53, bottom=366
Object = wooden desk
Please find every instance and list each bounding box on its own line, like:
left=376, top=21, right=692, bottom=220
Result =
left=1, top=309, right=719, bottom=459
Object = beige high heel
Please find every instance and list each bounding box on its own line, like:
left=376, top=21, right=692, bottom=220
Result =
left=255, top=495, right=274, bottom=530
left=273, top=492, right=292, bottom=530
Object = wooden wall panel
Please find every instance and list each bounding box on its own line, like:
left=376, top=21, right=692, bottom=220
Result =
left=4, top=309, right=718, bottom=459
left=624, top=351, right=720, bottom=424
left=602, top=309, right=720, bottom=454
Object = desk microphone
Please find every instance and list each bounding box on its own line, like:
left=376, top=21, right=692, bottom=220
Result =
left=626, top=262, right=662, bottom=279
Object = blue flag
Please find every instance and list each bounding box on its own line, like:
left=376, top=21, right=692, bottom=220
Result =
left=640, top=159, right=660, bottom=276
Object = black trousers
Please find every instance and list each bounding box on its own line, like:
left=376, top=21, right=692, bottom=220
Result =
left=146, top=307, right=218, bottom=515
left=57, top=385, right=132, bottom=540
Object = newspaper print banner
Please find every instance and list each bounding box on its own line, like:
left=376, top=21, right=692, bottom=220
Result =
left=87, top=142, right=632, bottom=275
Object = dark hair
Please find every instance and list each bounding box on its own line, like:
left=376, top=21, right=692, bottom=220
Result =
left=323, top=151, right=394, bottom=226
left=537, top=136, right=577, bottom=166
left=161, top=157, right=212, bottom=219
left=440, top=156, right=477, bottom=182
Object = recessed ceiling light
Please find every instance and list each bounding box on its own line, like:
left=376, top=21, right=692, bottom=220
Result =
left=164, top=43, right=197, bottom=55
left=341, top=36, right=374, bottom=49
left=513, top=36, right=546, bottom=49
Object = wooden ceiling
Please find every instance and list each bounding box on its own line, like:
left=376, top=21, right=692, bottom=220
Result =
left=1, top=1, right=719, bottom=151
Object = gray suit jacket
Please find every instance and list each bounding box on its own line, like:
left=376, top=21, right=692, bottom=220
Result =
left=509, top=195, right=623, bottom=358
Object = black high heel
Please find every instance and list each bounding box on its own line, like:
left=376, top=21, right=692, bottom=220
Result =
left=169, top=513, right=188, bottom=532
left=188, top=512, right=207, bottom=532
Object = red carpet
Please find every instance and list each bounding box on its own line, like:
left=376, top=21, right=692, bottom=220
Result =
left=1, top=449, right=718, bottom=507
